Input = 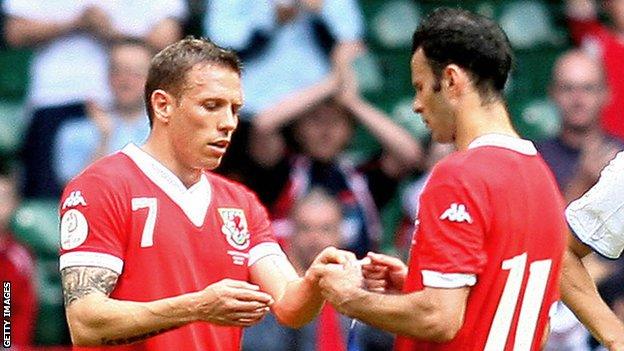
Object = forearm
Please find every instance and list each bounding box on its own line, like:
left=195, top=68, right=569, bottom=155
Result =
left=344, top=101, right=421, bottom=168
left=272, top=277, right=325, bottom=328
left=340, top=288, right=460, bottom=342
left=5, top=18, right=78, bottom=47
left=253, top=75, right=338, bottom=133
left=561, top=250, right=624, bottom=348
left=564, top=173, right=595, bottom=203
left=66, top=291, right=198, bottom=346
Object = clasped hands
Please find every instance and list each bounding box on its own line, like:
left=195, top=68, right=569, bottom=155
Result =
left=306, top=247, right=409, bottom=315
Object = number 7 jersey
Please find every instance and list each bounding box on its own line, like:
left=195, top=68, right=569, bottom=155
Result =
left=396, top=135, right=567, bottom=351
left=58, top=144, right=283, bottom=351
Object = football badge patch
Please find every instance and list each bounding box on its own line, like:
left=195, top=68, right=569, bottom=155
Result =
left=218, top=208, right=251, bottom=250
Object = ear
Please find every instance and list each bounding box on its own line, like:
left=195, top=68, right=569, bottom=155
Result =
left=442, top=64, right=469, bottom=101
left=151, top=89, right=175, bottom=124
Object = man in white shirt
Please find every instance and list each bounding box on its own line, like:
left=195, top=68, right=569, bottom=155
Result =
left=562, top=151, right=624, bottom=351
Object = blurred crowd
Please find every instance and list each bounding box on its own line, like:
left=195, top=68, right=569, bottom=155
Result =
left=0, top=0, right=623, bottom=350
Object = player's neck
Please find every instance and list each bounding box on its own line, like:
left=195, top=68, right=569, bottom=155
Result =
left=454, top=99, right=518, bottom=151
left=141, top=136, right=202, bottom=188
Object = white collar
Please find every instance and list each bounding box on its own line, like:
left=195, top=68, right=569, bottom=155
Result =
left=467, top=134, right=537, bottom=156
left=121, top=143, right=211, bottom=227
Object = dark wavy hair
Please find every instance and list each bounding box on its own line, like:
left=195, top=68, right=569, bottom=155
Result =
left=144, top=36, right=241, bottom=126
left=412, top=7, right=513, bottom=102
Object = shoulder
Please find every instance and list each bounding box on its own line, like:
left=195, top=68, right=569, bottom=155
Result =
left=63, top=153, right=136, bottom=198
left=429, top=151, right=482, bottom=180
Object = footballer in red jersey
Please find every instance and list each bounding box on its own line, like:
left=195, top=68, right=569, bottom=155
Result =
left=59, top=37, right=356, bottom=350
left=315, top=8, right=567, bottom=351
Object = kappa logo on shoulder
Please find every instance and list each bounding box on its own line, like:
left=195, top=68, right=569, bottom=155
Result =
left=439, top=203, right=473, bottom=224
left=62, top=191, right=87, bottom=209
left=218, top=208, right=251, bottom=250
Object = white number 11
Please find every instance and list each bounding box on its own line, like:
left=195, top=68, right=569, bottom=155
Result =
left=484, top=253, right=552, bottom=351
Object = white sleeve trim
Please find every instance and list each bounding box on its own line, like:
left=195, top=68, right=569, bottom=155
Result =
left=248, top=242, right=286, bottom=266
left=421, top=270, right=477, bottom=288
left=59, top=251, right=124, bottom=274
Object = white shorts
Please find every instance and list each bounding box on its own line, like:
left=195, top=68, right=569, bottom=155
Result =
left=565, top=151, right=624, bottom=259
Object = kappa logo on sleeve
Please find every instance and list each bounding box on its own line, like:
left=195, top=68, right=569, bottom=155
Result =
left=62, top=191, right=87, bottom=209
left=439, top=203, right=473, bottom=223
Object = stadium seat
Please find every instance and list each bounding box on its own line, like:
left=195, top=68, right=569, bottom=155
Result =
left=10, top=200, right=71, bottom=345
left=11, top=199, right=60, bottom=258
left=391, top=97, right=429, bottom=142
left=499, top=1, right=560, bottom=49
left=369, top=0, right=421, bottom=49
left=34, top=258, right=68, bottom=346
left=0, top=48, right=31, bottom=100
left=514, top=98, right=561, bottom=141
left=0, top=100, right=26, bottom=158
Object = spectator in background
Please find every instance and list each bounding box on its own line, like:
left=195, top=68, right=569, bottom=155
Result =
left=565, top=0, right=624, bottom=141
left=53, top=39, right=152, bottom=185
left=248, top=72, right=421, bottom=258
left=395, top=142, right=454, bottom=259
left=537, top=49, right=621, bottom=202
left=539, top=49, right=622, bottom=351
left=0, top=171, right=37, bottom=349
left=203, top=0, right=366, bottom=182
left=3, top=0, right=186, bottom=198
left=243, top=188, right=393, bottom=351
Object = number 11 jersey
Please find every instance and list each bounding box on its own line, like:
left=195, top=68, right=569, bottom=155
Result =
left=396, top=135, right=567, bottom=351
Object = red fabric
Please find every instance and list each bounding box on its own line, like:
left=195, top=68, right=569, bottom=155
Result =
left=0, top=234, right=37, bottom=348
left=317, top=304, right=346, bottom=351
left=395, top=146, right=567, bottom=350
left=59, top=152, right=278, bottom=351
left=569, top=18, right=624, bottom=141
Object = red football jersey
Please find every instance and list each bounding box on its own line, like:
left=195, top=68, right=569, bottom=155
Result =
left=395, top=135, right=566, bottom=351
left=59, top=144, right=282, bottom=351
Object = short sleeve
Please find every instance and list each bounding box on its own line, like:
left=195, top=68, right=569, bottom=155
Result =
left=245, top=190, right=284, bottom=266
left=566, top=152, right=624, bottom=259
left=58, top=172, right=128, bottom=274
left=413, top=163, right=490, bottom=288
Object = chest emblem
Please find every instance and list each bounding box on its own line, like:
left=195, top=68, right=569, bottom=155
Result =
left=218, top=208, right=251, bottom=250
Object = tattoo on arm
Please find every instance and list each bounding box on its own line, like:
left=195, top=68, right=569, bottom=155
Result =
left=100, top=326, right=177, bottom=345
left=61, top=266, right=119, bottom=306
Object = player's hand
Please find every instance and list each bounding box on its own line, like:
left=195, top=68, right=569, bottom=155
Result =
left=304, top=246, right=357, bottom=283
left=317, top=261, right=364, bottom=315
left=362, top=252, right=408, bottom=293
left=194, top=279, right=274, bottom=327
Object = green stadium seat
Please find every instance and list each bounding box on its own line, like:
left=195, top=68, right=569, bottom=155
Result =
left=11, top=200, right=60, bottom=259
left=514, top=98, right=561, bottom=141
left=0, top=100, right=26, bottom=157
left=0, top=48, right=31, bottom=101
left=33, top=258, right=68, bottom=346
left=352, top=52, right=384, bottom=94
left=391, top=97, right=429, bottom=142
left=369, top=0, right=421, bottom=49
left=499, top=1, right=559, bottom=49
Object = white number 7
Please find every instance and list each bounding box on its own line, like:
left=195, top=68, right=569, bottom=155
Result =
left=132, top=198, right=157, bottom=248
left=484, top=253, right=552, bottom=351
